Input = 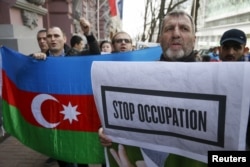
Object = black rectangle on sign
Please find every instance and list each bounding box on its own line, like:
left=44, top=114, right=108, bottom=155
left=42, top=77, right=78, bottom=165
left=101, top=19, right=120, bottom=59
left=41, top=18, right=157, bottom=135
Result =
left=208, top=151, right=250, bottom=167
left=102, top=86, right=227, bottom=147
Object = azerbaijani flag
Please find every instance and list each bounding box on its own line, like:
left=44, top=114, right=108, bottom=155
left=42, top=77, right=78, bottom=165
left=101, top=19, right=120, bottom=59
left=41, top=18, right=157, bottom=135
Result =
left=0, top=46, right=161, bottom=163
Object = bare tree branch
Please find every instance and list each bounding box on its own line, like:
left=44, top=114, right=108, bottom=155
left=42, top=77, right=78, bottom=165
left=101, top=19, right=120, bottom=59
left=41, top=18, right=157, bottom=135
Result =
left=191, top=0, right=200, bottom=32
left=140, top=0, right=189, bottom=43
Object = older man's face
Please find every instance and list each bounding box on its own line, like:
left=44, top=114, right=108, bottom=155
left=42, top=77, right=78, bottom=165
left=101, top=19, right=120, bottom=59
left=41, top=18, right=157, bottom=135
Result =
left=160, top=15, right=196, bottom=61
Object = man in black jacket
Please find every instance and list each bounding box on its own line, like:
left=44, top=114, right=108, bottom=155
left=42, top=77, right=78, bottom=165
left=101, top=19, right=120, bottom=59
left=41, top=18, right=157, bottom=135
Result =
left=32, top=17, right=100, bottom=59
left=32, top=18, right=101, bottom=167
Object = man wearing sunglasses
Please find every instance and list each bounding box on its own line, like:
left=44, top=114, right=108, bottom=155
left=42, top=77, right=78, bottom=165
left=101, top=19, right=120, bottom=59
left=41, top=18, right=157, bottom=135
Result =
left=111, top=31, right=133, bottom=52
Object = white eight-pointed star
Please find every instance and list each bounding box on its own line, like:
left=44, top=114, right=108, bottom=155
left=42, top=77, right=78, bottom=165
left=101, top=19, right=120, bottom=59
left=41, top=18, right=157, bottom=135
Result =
left=60, top=102, right=81, bottom=124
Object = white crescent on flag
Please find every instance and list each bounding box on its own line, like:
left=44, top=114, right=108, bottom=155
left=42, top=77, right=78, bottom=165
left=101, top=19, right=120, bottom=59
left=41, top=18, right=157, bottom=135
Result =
left=31, top=94, right=61, bottom=128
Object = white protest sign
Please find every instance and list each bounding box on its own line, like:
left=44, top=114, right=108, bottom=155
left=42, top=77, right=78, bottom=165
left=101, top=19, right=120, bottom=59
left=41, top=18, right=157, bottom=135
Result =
left=91, top=61, right=250, bottom=163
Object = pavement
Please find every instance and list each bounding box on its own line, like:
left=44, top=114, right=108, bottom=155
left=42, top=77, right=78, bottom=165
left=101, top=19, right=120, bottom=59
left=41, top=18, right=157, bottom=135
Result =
left=0, top=128, right=101, bottom=167
left=0, top=130, right=58, bottom=167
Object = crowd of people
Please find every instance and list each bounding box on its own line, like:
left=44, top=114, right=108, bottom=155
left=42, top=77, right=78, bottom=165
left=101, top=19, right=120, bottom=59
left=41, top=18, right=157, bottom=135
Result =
left=1, top=9, right=249, bottom=167
left=28, top=16, right=135, bottom=167
left=201, top=43, right=250, bottom=62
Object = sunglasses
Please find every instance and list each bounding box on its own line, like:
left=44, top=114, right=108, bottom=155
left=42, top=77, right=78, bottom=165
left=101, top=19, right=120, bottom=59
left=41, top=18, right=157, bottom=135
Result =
left=114, top=38, right=131, bottom=43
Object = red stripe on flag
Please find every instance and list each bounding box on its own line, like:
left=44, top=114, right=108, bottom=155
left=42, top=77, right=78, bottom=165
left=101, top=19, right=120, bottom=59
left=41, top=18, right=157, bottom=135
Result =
left=109, top=0, right=117, bottom=16
left=2, top=71, right=101, bottom=132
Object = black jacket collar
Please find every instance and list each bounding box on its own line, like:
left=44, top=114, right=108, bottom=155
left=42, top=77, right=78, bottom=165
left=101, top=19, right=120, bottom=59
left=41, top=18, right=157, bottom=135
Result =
left=160, top=50, right=199, bottom=62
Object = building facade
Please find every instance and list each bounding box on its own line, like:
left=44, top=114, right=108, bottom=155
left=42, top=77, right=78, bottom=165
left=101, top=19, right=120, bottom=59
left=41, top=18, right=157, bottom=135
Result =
left=196, top=0, right=250, bottom=49
left=0, top=0, right=121, bottom=54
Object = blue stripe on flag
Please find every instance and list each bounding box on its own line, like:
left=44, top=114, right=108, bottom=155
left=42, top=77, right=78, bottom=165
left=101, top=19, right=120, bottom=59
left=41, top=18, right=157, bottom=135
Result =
left=0, top=46, right=161, bottom=95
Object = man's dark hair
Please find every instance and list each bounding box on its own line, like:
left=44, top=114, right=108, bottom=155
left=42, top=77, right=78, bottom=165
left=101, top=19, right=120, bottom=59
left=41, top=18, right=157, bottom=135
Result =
left=37, top=29, right=47, bottom=34
left=70, top=35, right=83, bottom=47
left=100, top=40, right=111, bottom=48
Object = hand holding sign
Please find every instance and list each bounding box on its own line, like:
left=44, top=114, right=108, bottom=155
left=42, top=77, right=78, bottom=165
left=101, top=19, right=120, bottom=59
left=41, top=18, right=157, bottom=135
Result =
left=110, top=144, right=146, bottom=167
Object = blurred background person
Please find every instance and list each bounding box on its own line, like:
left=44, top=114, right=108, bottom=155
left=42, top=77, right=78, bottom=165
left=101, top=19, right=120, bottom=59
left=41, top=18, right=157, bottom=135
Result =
left=202, top=54, right=211, bottom=62
left=208, top=46, right=220, bottom=61
left=67, top=35, right=85, bottom=55
left=36, top=29, right=49, bottom=53
left=100, top=40, right=112, bottom=54
left=243, top=47, right=250, bottom=61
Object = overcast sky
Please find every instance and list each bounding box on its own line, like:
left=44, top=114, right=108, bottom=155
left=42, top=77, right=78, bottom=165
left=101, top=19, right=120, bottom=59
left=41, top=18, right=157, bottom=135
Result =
left=122, top=0, right=145, bottom=39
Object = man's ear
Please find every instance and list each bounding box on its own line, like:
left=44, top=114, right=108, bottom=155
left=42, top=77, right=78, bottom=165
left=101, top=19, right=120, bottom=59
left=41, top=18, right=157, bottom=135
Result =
left=193, top=35, right=196, bottom=44
left=244, top=46, right=249, bottom=53
left=63, top=35, right=67, bottom=43
left=218, top=46, right=222, bottom=54
left=158, top=35, right=162, bottom=43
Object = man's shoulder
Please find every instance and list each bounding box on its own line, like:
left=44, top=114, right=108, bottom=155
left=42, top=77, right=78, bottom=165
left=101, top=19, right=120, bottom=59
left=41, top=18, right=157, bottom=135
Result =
left=66, top=48, right=81, bottom=56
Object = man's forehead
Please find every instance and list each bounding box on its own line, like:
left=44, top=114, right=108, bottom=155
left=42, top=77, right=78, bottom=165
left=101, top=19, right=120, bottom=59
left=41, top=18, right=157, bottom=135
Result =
left=115, top=33, right=130, bottom=39
left=38, top=33, right=46, bottom=38
left=164, top=15, right=192, bottom=25
left=47, top=27, right=63, bottom=35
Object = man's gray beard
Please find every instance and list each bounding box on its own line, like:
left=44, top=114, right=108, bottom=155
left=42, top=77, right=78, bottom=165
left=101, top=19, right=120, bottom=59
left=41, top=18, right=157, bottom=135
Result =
left=165, top=49, right=185, bottom=61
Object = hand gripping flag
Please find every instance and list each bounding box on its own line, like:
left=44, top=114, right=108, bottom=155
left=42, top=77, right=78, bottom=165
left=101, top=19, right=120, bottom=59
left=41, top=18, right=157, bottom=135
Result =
left=0, top=46, right=161, bottom=164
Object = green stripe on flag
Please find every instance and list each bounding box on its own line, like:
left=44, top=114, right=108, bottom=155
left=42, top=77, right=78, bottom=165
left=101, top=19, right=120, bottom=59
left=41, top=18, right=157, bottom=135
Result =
left=2, top=100, right=105, bottom=164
